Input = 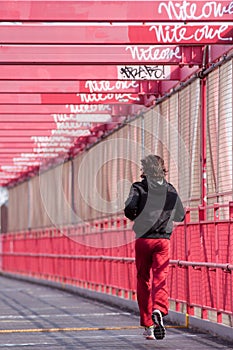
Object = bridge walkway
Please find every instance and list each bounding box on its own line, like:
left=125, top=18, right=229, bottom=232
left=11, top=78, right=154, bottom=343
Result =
left=0, top=275, right=232, bottom=350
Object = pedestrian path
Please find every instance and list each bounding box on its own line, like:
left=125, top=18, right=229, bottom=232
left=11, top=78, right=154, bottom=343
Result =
left=0, top=275, right=232, bottom=350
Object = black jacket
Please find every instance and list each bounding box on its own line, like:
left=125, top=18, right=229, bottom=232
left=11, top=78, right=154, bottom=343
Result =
left=124, top=177, right=185, bottom=239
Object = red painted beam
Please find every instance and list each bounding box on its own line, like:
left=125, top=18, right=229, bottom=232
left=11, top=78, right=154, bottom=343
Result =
left=0, top=148, right=60, bottom=153
left=0, top=137, right=39, bottom=142
left=0, top=1, right=232, bottom=21
left=0, top=115, right=56, bottom=122
left=0, top=154, right=58, bottom=160
left=0, top=104, right=113, bottom=114
left=0, top=143, right=35, bottom=148
left=0, top=24, right=232, bottom=44
left=0, top=45, right=204, bottom=64
left=0, top=65, right=180, bottom=80
left=0, top=122, right=56, bottom=130
left=0, top=93, right=142, bottom=104
left=0, top=122, right=93, bottom=130
left=0, top=81, right=161, bottom=98
left=0, top=130, right=52, bottom=136
left=0, top=145, right=72, bottom=152
left=0, top=163, right=40, bottom=167
left=0, top=129, right=91, bottom=137
left=0, top=115, right=112, bottom=122
left=0, top=80, right=147, bottom=94
left=0, top=146, right=71, bottom=152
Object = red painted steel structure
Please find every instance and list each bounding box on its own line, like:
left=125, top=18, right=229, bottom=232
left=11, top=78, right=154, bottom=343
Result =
left=0, top=0, right=232, bottom=186
left=0, top=1, right=233, bottom=329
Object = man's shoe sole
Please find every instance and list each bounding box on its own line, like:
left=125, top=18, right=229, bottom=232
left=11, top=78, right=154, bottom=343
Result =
left=152, top=310, right=166, bottom=340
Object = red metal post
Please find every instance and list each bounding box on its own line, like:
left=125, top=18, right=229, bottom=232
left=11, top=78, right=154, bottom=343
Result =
left=200, top=76, right=207, bottom=217
left=214, top=204, right=222, bottom=323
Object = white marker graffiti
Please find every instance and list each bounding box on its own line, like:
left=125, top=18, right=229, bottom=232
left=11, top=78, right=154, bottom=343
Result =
left=31, top=136, right=72, bottom=143
left=67, top=104, right=111, bottom=113
left=51, top=129, right=91, bottom=136
left=76, top=93, right=139, bottom=103
left=118, top=65, right=170, bottom=80
left=52, top=113, right=111, bottom=123
left=56, top=122, right=92, bottom=129
left=21, top=153, right=58, bottom=158
left=78, top=80, right=140, bottom=103
left=33, top=147, right=68, bottom=153
left=85, top=80, right=139, bottom=93
left=149, top=24, right=231, bottom=43
left=126, top=46, right=182, bottom=61
left=34, top=142, right=72, bottom=148
left=158, top=1, right=233, bottom=20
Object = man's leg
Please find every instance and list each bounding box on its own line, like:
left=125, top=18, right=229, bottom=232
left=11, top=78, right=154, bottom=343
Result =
left=151, top=239, right=170, bottom=340
left=135, top=238, right=154, bottom=327
left=151, top=239, right=170, bottom=316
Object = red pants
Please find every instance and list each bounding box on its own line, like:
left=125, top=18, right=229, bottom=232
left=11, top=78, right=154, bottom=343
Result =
left=135, top=238, right=170, bottom=327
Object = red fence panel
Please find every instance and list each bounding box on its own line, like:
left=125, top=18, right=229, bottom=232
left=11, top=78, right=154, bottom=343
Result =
left=169, top=204, right=233, bottom=321
left=1, top=205, right=233, bottom=321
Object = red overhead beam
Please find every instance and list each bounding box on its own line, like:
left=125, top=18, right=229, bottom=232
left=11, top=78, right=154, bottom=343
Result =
left=0, top=148, right=61, bottom=154
left=0, top=105, right=138, bottom=119
left=0, top=136, right=73, bottom=145
left=0, top=143, right=37, bottom=148
left=0, top=93, right=142, bottom=104
left=0, top=154, right=59, bottom=159
left=0, top=144, right=72, bottom=149
left=0, top=129, right=91, bottom=137
left=0, top=122, right=92, bottom=130
left=0, top=115, right=58, bottom=122
left=0, top=137, right=44, bottom=142
left=0, top=65, right=180, bottom=81
left=0, top=161, right=41, bottom=165
left=0, top=1, right=232, bottom=21
left=0, top=122, right=56, bottom=129
left=0, top=115, right=112, bottom=122
left=0, top=130, right=52, bottom=136
left=0, top=104, right=113, bottom=114
left=0, top=45, right=204, bottom=64
left=0, top=80, right=157, bottom=94
left=0, top=25, right=232, bottom=45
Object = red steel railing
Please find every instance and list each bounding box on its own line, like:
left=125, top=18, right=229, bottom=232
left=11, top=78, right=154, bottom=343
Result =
left=1, top=203, right=233, bottom=324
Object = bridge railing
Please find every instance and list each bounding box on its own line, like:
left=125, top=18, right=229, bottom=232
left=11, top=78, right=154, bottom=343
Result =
left=1, top=203, right=233, bottom=326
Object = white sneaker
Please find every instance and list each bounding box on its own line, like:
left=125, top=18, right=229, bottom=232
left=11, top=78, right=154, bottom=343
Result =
left=152, top=309, right=166, bottom=340
left=143, top=326, right=155, bottom=340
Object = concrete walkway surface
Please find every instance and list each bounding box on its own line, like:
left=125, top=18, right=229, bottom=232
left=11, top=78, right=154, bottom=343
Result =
left=0, top=275, right=233, bottom=350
